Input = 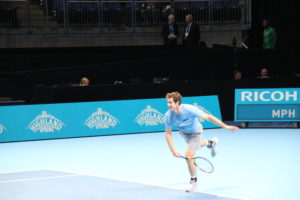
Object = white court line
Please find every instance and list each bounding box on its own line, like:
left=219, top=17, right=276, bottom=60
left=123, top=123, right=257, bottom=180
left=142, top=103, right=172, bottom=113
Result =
left=0, top=169, right=48, bottom=175
left=0, top=174, right=80, bottom=184
left=47, top=168, right=248, bottom=200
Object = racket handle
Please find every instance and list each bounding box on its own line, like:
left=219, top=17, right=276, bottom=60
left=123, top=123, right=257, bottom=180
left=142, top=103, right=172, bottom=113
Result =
left=180, top=155, right=187, bottom=159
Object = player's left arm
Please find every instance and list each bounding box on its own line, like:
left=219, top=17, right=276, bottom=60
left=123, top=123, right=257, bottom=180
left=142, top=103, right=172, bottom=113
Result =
left=201, top=114, right=239, bottom=131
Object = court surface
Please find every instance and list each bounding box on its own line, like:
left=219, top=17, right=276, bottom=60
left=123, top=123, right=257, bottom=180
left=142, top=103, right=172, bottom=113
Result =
left=1, top=128, right=300, bottom=200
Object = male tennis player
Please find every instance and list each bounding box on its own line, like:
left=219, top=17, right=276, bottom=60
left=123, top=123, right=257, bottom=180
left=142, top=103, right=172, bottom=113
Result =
left=164, top=92, right=239, bottom=192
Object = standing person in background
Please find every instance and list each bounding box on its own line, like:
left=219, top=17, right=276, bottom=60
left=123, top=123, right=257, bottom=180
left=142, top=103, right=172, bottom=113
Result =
left=262, top=19, right=277, bottom=50
left=182, top=14, right=200, bottom=51
left=161, top=14, right=179, bottom=47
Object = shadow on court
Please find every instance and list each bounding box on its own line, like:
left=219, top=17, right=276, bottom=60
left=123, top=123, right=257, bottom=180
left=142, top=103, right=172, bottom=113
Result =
left=0, top=170, right=243, bottom=200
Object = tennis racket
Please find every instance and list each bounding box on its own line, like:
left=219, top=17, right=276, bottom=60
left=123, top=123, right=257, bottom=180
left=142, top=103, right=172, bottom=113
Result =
left=180, top=155, right=214, bottom=174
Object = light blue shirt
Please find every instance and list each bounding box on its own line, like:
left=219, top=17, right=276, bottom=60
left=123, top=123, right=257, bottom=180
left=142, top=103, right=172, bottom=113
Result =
left=164, top=104, right=204, bottom=134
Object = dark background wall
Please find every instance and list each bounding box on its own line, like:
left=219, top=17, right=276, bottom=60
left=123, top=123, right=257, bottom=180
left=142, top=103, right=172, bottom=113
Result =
left=1, top=0, right=299, bottom=121
left=0, top=46, right=297, bottom=90
left=1, top=46, right=299, bottom=121
left=249, top=0, right=300, bottom=50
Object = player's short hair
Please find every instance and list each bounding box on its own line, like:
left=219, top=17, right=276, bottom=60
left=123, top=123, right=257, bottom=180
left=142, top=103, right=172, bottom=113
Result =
left=166, top=91, right=182, bottom=104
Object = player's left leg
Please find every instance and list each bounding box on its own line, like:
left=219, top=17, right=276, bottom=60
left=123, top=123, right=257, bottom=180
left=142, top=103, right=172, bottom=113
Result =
left=208, top=137, right=218, bottom=157
left=199, top=137, right=218, bottom=157
left=199, top=139, right=208, bottom=147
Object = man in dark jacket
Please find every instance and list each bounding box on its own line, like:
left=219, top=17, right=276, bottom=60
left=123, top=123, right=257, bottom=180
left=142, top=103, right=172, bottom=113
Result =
left=161, top=14, right=179, bottom=46
left=182, top=14, right=200, bottom=51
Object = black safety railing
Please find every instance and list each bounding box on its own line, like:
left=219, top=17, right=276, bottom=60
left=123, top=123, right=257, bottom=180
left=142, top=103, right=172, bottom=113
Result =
left=0, top=0, right=251, bottom=33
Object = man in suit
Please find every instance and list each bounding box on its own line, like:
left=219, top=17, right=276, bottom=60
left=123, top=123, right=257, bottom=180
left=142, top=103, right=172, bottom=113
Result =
left=182, top=14, right=200, bottom=51
left=161, top=14, right=179, bottom=46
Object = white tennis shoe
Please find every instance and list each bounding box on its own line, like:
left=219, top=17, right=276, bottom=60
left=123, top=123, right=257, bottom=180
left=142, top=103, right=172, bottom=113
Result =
left=185, top=179, right=197, bottom=192
left=210, top=137, right=218, bottom=157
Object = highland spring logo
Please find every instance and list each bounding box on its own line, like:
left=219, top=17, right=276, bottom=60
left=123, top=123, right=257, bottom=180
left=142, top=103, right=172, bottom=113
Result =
left=135, top=105, right=165, bottom=126
left=193, top=103, right=212, bottom=122
left=85, top=108, right=119, bottom=129
left=0, top=124, right=7, bottom=134
left=27, top=111, right=65, bottom=133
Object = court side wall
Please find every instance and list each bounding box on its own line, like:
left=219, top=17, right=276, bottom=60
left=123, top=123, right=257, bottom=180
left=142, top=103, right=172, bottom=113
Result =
left=0, top=96, right=221, bottom=143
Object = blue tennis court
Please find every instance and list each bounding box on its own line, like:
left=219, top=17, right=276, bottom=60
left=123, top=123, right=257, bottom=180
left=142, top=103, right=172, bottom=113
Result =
left=0, top=169, right=242, bottom=200
left=1, top=128, right=300, bottom=200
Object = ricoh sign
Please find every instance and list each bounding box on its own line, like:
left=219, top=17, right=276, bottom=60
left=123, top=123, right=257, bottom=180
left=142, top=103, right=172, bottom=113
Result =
left=235, top=88, right=300, bottom=121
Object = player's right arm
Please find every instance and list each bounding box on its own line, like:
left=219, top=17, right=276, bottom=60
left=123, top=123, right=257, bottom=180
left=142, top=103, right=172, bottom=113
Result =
left=165, top=127, right=181, bottom=158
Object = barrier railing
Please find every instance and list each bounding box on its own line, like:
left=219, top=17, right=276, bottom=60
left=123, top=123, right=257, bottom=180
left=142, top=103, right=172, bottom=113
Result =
left=0, top=0, right=251, bottom=33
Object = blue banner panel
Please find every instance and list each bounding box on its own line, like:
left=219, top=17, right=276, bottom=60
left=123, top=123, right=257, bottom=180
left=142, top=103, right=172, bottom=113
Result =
left=235, top=88, right=300, bottom=121
left=237, top=104, right=300, bottom=121
left=0, top=96, right=222, bottom=143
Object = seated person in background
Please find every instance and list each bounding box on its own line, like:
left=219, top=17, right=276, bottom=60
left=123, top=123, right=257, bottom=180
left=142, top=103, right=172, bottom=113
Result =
left=233, top=70, right=242, bottom=80
left=257, top=67, right=271, bottom=79
left=80, top=77, right=90, bottom=86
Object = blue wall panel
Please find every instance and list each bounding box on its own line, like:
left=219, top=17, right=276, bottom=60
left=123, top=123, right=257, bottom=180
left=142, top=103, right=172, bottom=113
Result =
left=0, top=96, right=221, bottom=142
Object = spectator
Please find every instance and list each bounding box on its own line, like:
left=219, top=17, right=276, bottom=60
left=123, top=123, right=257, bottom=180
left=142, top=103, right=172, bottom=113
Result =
left=41, top=0, right=53, bottom=16
left=182, top=14, right=200, bottom=51
left=233, top=70, right=242, bottom=80
left=262, top=19, right=277, bottom=50
left=140, top=3, right=147, bottom=25
left=79, top=77, right=90, bottom=86
left=151, top=5, right=159, bottom=25
left=162, top=5, right=174, bottom=22
left=257, top=67, right=271, bottom=79
left=144, top=5, right=152, bottom=25
left=161, top=14, right=179, bottom=46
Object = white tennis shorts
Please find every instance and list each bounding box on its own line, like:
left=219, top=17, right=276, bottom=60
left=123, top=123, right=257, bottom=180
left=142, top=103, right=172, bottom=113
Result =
left=179, top=129, right=202, bottom=151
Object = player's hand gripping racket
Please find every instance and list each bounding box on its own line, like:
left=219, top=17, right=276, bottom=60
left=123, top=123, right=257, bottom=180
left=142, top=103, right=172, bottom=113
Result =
left=180, top=156, right=214, bottom=173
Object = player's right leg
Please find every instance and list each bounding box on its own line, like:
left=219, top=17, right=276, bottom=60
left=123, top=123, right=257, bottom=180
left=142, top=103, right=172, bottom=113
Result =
left=185, top=148, right=197, bottom=192
left=179, top=130, right=201, bottom=192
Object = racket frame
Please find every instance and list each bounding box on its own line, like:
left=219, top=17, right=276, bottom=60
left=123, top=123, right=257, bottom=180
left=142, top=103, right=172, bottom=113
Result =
left=180, top=155, right=214, bottom=173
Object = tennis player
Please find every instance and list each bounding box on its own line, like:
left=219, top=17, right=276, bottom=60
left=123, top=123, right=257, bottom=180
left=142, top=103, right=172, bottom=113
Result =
left=164, top=91, right=239, bottom=192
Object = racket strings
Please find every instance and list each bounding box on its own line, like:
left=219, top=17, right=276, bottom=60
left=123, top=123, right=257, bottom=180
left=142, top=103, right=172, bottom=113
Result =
left=180, top=156, right=214, bottom=173
left=194, top=157, right=214, bottom=173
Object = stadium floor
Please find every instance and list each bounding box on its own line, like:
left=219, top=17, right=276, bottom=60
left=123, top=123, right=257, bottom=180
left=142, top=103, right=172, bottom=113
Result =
left=1, top=128, right=299, bottom=200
